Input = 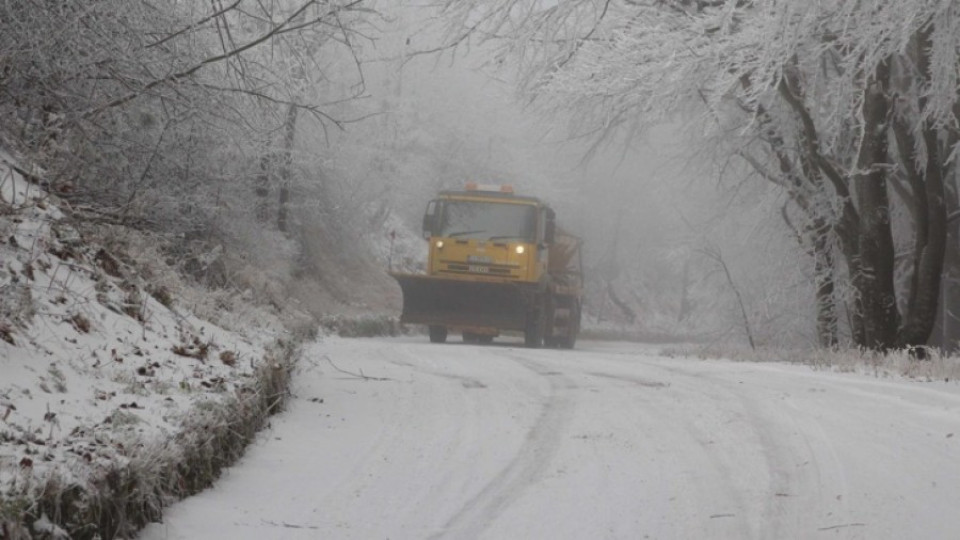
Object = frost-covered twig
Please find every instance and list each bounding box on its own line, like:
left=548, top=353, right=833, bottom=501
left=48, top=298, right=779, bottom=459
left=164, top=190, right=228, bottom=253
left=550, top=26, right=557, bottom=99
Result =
left=323, top=354, right=390, bottom=381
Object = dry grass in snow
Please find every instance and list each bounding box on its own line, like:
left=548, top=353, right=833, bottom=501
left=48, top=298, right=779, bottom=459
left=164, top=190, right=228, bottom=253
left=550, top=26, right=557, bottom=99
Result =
left=661, top=342, right=960, bottom=382
left=0, top=155, right=298, bottom=538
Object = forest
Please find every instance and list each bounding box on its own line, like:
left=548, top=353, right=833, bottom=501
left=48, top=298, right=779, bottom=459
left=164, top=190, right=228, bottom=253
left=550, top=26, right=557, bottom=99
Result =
left=4, top=0, right=960, bottom=353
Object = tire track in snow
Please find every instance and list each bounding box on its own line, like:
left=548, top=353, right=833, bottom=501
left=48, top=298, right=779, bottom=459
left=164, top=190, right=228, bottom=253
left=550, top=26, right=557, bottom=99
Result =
left=636, top=360, right=850, bottom=539
left=558, top=357, right=758, bottom=538
left=429, top=352, right=575, bottom=540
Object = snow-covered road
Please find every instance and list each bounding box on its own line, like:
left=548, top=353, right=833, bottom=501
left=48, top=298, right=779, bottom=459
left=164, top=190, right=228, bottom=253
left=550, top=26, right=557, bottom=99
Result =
left=140, top=337, right=960, bottom=539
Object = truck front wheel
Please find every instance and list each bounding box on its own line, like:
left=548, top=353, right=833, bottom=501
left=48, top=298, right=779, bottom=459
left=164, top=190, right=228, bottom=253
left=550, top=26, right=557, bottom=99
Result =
left=428, top=325, right=448, bottom=343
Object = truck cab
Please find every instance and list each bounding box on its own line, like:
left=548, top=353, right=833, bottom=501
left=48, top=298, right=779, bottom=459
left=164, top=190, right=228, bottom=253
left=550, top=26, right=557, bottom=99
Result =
left=421, top=183, right=554, bottom=285
left=392, top=183, right=581, bottom=348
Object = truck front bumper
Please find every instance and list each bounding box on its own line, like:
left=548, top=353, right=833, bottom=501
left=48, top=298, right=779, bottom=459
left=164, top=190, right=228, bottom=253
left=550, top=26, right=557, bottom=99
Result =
left=390, top=273, right=539, bottom=331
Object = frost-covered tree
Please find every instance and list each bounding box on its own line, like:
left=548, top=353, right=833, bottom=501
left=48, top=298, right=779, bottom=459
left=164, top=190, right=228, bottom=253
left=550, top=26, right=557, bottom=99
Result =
left=436, top=0, right=960, bottom=350
left=0, top=0, right=374, bottom=230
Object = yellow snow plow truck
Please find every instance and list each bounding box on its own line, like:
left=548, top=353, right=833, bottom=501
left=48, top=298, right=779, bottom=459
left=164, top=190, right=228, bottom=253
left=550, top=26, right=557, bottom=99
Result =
left=390, top=183, right=583, bottom=348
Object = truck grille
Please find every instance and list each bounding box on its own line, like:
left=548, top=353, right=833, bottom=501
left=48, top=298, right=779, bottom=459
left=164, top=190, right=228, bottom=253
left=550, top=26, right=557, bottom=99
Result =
left=440, top=262, right=518, bottom=277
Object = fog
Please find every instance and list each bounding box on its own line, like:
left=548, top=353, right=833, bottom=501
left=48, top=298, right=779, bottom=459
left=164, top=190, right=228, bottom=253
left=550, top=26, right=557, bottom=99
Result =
left=302, top=4, right=814, bottom=347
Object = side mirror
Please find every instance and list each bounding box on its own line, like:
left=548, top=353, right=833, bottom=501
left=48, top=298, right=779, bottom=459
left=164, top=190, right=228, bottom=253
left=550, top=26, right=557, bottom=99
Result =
left=422, top=200, right=438, bottom=239
left=544, top=208, right=556, bottom=244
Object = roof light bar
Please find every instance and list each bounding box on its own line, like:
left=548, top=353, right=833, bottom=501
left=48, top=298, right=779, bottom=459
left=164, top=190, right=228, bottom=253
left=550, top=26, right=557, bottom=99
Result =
left=464, top=182, right=514, bottom=194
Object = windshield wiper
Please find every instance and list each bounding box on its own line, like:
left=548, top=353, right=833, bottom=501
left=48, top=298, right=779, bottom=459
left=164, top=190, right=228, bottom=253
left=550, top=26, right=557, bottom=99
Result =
left=448, top=230, right=486, bottom=237
left=487, top=235, right=526, bottom=242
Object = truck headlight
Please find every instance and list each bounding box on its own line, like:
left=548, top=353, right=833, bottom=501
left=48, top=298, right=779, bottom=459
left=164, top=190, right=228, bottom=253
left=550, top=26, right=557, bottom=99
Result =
left=515, top=245, right=525, bottom=254
left=436, top=240, right=444, bottom=249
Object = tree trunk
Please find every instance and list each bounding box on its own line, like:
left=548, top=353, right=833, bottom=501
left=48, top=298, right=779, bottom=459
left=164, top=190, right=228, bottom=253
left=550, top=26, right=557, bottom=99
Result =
left=895, top=27, right=948, bottom=348
left=775, top=66, right=863, bottom=347
left=854, top=59, right=898, bottom=350
left=934, top=181, right=960, bottom=351
left=897, top=124, right=947, bottom=347
left=277, top=104, right=299, bottom=233
left=810, top=219, right=839, bottom=347
left=678, top=258, right=692, bottom=322
left=936, top=85, right=960, bottom=351
left=255, top=155, right=271, bottom=223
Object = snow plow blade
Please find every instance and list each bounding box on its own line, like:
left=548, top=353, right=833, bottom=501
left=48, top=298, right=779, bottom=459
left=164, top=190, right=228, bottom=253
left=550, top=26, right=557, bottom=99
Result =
left=390, top=273, right=530, bottom=330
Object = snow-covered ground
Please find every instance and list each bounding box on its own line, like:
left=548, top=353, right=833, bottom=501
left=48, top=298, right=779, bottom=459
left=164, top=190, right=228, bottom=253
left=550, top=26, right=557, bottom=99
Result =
left=1, top=156, right=284, bottom=535
left=141, top=337, right=960, bottom=540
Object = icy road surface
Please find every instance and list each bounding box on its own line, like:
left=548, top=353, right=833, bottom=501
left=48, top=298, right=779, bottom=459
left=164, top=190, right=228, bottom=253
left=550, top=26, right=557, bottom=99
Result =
left=141, top=337, right=960, bottom=539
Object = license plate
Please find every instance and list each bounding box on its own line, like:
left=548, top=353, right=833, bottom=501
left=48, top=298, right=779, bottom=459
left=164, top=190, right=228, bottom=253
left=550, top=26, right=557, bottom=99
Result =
left=468, top=265, right=489, bottom=273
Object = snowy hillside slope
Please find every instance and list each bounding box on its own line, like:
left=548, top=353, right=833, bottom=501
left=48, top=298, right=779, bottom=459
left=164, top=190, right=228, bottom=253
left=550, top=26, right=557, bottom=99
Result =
left=0, top=155, right=298, bottom=538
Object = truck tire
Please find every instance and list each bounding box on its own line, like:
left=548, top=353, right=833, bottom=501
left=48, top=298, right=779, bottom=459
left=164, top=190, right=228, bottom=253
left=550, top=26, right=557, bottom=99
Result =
left=557, top=333, right=577, bottom=349
left=429, top=325, right=448, bottom=343
left=524, top=309, right=544, bottom=348
left=541, top=294, right=558, bottom=348
left=557, top=302, right=581, bottom=349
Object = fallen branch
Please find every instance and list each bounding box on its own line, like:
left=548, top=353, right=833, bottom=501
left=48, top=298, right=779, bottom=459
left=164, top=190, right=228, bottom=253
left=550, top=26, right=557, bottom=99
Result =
left=323, top=354, right=390, bottom=381
left=818, top=523, right=866, bottom=531
left=261, top=519, right=319, bottom=530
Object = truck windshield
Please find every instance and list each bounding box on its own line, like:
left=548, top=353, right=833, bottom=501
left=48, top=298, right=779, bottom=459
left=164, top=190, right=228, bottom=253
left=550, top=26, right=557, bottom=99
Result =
left=438, top=201, right=537, bottom=242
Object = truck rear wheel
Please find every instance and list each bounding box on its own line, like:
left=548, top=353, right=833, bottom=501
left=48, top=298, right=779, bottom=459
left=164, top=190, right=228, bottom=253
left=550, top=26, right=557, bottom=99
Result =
left=557, top=302, right=581, bottom=349
left=428, top=325, right=448, bottom=343
left=524, top=310, right=544, bottom=348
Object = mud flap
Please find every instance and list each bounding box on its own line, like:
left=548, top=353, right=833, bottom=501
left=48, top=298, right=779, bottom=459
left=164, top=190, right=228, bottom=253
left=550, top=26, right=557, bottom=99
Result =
left=390, top=273, right=532, bottom=331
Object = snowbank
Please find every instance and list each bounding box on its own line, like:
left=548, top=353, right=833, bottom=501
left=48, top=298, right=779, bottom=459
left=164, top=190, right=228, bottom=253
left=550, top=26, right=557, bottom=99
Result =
left=1, top=156, right=299, bottom=538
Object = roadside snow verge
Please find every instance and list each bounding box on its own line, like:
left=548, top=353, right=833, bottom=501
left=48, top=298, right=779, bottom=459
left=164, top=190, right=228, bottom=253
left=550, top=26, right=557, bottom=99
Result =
left=660, top=342, right=960, bottom=381
left=1, top=156, right=301, bottom=538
